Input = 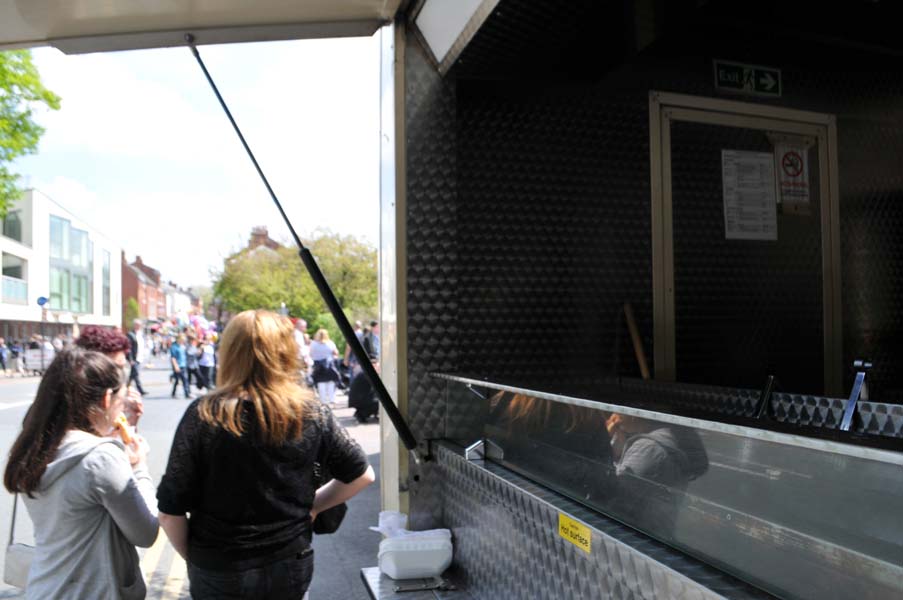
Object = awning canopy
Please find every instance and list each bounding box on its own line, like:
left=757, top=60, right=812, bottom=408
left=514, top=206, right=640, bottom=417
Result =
left=0, top=0, right=404, bottom=53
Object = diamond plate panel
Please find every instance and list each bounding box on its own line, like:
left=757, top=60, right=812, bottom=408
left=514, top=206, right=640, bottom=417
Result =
left=619, top=377, right=903, bottom=438
left=437, top=445, right=766, bottom=600
left=456, top=82, right=653, bottom=384
left=670, top=121, right=824, bottom=394
left=405, top=39, right=458, bottom=443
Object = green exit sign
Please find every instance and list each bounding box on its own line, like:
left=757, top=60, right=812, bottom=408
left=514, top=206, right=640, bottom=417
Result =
left=714, top=60, right=781, bottom=97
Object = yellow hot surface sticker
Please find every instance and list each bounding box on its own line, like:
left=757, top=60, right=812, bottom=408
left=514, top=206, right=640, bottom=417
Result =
left=558, top=513, right=591, bottom=554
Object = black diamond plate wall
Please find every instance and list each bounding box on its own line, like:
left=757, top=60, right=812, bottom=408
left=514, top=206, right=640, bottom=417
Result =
left=404, top=37, right=458, bottom=531
left=670, top=121, right=824, bottom=393
left=456, top=81, right=653, bottom=384
left=405, top=39, right=458, bottom=446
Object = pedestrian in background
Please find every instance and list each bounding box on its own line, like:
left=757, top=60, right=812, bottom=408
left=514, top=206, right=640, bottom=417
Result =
left=342, top=321, right=364, bottom=381
left=126, top=319, right=148, bottom=396
left=198, top=334, right=216, bottom=390
left=0, top=337, right=8, bottom=377
left=3, top=347, right=158, bottom=598
left=10, top=339, right=25, bottom=377
left=310, top=329, right=340, bottom=406
left=186, top=337, right=204, bottom=392
left=170, top=334, right=191, bottom=399
left=157, top=310, right=374, bottom=599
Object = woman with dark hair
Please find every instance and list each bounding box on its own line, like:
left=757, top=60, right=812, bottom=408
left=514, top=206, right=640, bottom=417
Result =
left=157, top=310, right=375, bottom=599
left=76, top=325, right=144, bottom=426
left=3, top=347, right=159, bottom=599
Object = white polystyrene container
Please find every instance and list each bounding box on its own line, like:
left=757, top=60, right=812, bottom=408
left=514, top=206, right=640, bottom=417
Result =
left=377, top=533, right=453, bottom=579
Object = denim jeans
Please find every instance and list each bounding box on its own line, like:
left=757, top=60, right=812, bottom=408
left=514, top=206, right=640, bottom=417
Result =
left=171, top=369, right=190, bottom=398
left=188, top=549, right=314, bottom=599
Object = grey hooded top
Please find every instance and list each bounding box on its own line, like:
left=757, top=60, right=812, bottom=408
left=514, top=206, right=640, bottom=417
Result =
left=23, top=430, right=159, bottom=600
left=614, top=426, right=709, bottom=537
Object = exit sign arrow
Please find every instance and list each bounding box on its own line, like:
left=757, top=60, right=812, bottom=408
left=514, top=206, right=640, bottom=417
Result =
left=759, top=71, right=777, bottom=92
left=714, top=60, right=782, bottom=97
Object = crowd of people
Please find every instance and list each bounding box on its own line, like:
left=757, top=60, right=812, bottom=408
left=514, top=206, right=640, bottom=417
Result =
left=2, top=309, right=375, bottom=599
left=0, top=335, right=63, bottom=377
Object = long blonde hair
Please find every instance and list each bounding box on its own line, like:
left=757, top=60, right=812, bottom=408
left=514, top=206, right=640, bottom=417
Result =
left=198, top=310, right=311, bottom=445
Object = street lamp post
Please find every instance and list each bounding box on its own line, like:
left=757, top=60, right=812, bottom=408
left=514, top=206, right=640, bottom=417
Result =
left=37, top=296, right=48, bottom=370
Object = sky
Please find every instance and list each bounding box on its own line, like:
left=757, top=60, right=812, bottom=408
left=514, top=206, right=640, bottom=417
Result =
left=13, top=33, right=382, bottom=288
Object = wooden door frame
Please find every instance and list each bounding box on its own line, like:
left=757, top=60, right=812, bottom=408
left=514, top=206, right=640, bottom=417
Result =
left=649, top=92, right=842, bottom=395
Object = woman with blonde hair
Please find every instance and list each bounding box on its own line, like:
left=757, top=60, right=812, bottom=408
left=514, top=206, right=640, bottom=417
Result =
left=309, top=328, right=340, bottom=405
left=157, top=310, right=374, bottom=599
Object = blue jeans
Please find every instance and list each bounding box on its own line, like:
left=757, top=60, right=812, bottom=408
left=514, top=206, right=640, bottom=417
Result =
left=171, top=369, right=189, bottom=398
left=188, top=549, right=314, bottom=599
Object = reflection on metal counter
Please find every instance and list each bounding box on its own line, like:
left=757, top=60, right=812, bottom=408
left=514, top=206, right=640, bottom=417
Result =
left=439, top=374, right=903, bottom=600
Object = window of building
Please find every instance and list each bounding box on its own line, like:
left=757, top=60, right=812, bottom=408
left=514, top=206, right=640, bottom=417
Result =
left=102, top=250, right=111, bottom=316
left=71, top=274, right=89, bottom=313
left=2, top=254, right=25, bottom=280
left=50, top=267, right=70, bottom=311
left=69, top=228, right=89, bottom=267
left=50, top=215, right=68, bottom=259
left=49, top=215, right=93, bottom=314
left=2, top=211, right=22, bottom=243
left=1, top=253, right=27, bottom=304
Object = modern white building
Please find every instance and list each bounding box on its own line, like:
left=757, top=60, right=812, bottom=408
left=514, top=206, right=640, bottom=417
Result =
left=0, top=189, right=122, bottom=341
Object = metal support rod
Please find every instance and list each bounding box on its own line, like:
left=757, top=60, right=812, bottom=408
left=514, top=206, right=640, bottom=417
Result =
left=184, top=34, right=420, bottom=460
left=755, top=375, right=775, bottom=419
left=840, top=360, right=871, bottom=432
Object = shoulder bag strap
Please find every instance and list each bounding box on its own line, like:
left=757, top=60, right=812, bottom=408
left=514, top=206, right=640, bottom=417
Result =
left=8, top=493, right=18, bottom=546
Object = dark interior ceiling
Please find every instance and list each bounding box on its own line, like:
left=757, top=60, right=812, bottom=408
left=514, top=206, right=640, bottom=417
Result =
left=448, top=0, right=903, bottom=81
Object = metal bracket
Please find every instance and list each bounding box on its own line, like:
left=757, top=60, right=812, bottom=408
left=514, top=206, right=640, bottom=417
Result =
left=840, top=360, right=872, bottom=432
left=393, top=576, right=456, bottom=593
left=465, top=439, right=485, bottom=461
left=465, top=438, right=504, bottom=462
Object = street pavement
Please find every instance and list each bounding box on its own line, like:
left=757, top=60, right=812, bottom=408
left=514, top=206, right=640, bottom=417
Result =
left=0, top=356, right=382, bottom=599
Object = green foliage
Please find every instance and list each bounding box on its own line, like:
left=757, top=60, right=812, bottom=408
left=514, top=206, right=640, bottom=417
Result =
left=0, top=50, right=61, bottom=216
left=212, top=230, right=378, bottom=351
left=124, top=297, right=141, bottom=329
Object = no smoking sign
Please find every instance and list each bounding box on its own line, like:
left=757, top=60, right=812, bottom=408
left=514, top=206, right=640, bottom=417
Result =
left=776, top=144, right=810, bottom=205
left=781, top=151, right=804, bottom=177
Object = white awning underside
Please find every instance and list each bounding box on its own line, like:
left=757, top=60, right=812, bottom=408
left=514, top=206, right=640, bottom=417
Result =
left=0, top=0, right=403, bottom=53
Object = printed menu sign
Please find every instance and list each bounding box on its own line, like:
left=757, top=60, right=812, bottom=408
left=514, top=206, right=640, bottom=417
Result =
left=721, top=150, right=778, bottom=241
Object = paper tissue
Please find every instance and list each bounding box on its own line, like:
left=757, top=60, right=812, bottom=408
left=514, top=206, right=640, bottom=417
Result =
left=370, top=511, right=453, bottom=579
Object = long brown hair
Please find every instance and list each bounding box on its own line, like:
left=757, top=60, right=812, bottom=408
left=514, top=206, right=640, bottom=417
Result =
left=492, top=392, right=597, bottom=434
left=4, top=347, right=122, bottom=495
left=198, top=310, right=311, bottom=445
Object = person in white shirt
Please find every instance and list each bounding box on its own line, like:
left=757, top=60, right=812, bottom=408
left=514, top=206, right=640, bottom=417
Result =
left=309, top=329, right=339, bottom=405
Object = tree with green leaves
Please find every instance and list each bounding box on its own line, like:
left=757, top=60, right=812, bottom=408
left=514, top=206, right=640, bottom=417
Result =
left=124, top=297, right=141, bottom=329
left=0, top=50, right=61, bottom=216
left=212, top=230, right=377, bottom=349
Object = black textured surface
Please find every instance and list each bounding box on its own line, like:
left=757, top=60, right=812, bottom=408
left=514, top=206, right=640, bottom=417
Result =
left=405, top=41, right=459, bottom=444
left=670, top=121, right=824, bottom=393
left=405, top=8, right=903, bottom=598
left=456, top=81, right=652, bottom=384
